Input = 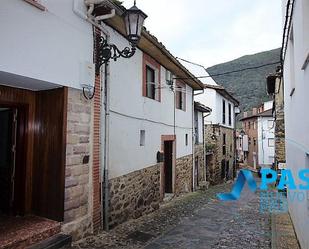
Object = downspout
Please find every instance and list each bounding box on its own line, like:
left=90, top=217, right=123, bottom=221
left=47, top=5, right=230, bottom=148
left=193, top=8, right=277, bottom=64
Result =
left=203, top=111, right=212, bottom=183
left=192, top=89, right=204, bottom=191
left=192, top=94, right=195, bottom=191
left=103, top=61, right=110, bottom=231
left=233, top=110, right=238, bottom=179
left=73, top=0, right=115, bottom=231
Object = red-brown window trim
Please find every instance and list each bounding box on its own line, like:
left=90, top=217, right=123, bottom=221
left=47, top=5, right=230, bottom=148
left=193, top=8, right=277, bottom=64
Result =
left=143, top=53, right=161, bottom=102
left=23, top=0, right=46, bottom=11
left=175, top=81, right=186, bottom=111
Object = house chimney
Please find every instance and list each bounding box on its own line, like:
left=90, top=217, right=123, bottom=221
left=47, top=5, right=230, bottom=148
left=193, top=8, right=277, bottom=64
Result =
left=252, top=108, right=257, bottom=115
left=243, top=111, right=248, bottom=118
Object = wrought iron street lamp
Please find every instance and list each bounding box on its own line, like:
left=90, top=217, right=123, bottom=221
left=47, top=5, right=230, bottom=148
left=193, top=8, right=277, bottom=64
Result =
left=95, top=1, right=147, bottom=74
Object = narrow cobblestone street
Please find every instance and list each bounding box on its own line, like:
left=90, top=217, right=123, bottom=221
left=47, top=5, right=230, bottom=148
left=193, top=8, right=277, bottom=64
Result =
left=74, top=181, right=271, bottom=249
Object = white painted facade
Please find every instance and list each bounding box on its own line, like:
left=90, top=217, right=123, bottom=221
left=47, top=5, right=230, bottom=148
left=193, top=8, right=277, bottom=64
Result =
left=194, top=111, right=204, bottom=144
left=0, top=0, right=197, bottom=182
left=0, top=0, right=93, bottom=90
left=103, top=25, right=195, bottom=179
left=195, top=88, right=236, bottom=129
left=257, top=116, right=275, bottom=167
left=263, top=101, right=273, bottom=111
left=282, top=0, right=309, bottom=248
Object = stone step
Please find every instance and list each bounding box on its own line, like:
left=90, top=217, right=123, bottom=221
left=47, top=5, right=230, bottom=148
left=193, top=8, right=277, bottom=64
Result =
left=28, top=234, right=72, bottom=249
left=0, top=215, right=61, bottom=249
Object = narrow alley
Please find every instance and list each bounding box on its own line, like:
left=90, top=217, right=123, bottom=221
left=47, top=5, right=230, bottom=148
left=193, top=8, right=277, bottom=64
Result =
left=73, top=181, right=271, bottom=249
left=1, top=1, right=308, bottom=248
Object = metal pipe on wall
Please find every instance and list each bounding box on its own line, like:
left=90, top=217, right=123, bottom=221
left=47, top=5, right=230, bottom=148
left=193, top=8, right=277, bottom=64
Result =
left=73, top=0, right=112, bottom=231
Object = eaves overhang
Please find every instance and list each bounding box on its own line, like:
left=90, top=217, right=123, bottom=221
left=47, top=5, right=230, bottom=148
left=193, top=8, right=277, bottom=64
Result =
left=97, top=1, right=204, bottom=90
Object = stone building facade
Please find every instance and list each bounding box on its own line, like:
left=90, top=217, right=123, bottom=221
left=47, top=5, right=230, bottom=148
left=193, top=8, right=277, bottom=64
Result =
left=273, top=76, right=285, bottom=165
left=267, top=74, right=286, bottom=168
left=194, top=144, right=206, bottom=187
left=205, top=124, right=235, bottom=185
left=240, top=114, right=259, bottom=168
left=109, top=164, right=161, bottom=228
left=62, top=88, right=94, bottom=240
left=175, top=155, right=194, bottom=194
left=108, top=153, right=195, bottom=228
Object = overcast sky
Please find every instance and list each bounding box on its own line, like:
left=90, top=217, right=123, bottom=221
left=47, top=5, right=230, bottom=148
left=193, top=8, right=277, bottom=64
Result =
left=123, top=0, right=283, bottom=69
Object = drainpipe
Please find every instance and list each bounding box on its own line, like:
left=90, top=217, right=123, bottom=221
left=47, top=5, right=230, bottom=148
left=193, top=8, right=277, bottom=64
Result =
left=192, top=93, right=195, bottom=191
left=103, top=62, right=110, bottom=231
left=203, top=111, right=212, bottom=183
left=73, top=0, right=115, bottom=231
left=192, top=89, right=204, bottom=191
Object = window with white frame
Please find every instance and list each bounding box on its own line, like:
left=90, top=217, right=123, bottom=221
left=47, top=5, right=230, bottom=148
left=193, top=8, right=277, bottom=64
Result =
left=176, top=82, right=186, bottom=111
left=146, top=65, right=156, bottom=100
left=143, top=53, right=161, bottom=101
left=228, top=103, right=232, bottom=126
left=166, top=70, right=173, bottom=86
left=267, top=120, right=273, bottom=129
left=222, top=100, right=226, bottom=124
left=140, top=130, right=146, bottom=146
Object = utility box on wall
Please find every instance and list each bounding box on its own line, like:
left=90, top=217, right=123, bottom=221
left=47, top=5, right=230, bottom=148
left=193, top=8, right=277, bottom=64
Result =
left=157, top=151, right=164, bottom=163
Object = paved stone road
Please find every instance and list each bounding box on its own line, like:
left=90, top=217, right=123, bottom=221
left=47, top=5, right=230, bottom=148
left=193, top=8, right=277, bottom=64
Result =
left=145, top=184, right=271, bottom=249
left=73, top=181, right=271, bottom=249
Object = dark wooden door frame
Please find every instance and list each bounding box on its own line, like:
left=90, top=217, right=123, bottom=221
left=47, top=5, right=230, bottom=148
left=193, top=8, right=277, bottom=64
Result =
left=0, top=102, right=29, bottom=215
left=0, top=85, right=68, bottom=221
left=160, top=135, right=176, bottom=199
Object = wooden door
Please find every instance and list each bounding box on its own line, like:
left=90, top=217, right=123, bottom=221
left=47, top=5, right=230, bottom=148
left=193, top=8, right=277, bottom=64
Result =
left=0, top=109, right=14, bottom=213
left=164, top=141, right=173, bottom=193
left=32, top=88, right=67, bottom=221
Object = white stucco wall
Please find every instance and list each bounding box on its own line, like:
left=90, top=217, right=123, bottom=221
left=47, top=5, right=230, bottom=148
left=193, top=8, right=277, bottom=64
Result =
left=195, top=89, right=235, bottom=129
left=104, top=25, right=194, bottom=179
left=197, top=111, right=204, bottom=144
left=263, top=101, right=273, bottom=111
left=0, top=0, right=93, bottom=90
left=283, top=0, right=309, bottom=248
left=195, top=89, right=217, bottom=124
left=257, top=116, right=275, bottom=166
left=194, top=110, right=204, bottom=144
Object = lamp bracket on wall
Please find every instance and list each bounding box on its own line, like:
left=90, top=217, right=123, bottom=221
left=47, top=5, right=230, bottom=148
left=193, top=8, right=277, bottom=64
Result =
left=95, top=35, right=137, bottom=75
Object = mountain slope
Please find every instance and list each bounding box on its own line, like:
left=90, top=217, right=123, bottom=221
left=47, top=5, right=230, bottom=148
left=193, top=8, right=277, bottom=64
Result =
left=207, top=48, right=281, bottom=112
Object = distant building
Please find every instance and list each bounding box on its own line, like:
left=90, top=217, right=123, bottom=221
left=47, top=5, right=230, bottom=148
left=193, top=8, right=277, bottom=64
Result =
left=240, top=101, right=275, bottom=169
left=240, top=110, right=259, bottom=168
left=194, top=102, right=211, bottom=189
left=267, top=71, right=286, bottom=171
left=195, top=84, right=239, bottom=185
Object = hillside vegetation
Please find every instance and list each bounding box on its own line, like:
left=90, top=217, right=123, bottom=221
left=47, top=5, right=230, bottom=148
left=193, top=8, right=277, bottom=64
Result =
left=207, top=48, right=281, bottom=112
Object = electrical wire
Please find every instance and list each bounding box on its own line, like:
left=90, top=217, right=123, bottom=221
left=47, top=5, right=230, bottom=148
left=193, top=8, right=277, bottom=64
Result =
left=173, top=61, right=281, bottom=80
left=281, top=0, right=295, bottom=64
left=110, top=109, right=193, bottom=130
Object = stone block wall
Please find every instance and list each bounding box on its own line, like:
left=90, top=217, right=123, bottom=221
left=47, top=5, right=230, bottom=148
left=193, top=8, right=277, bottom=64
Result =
left=274, top=78, right=286, bottom=164
left=108, top=164, right=161, bottom=228
left=275, top=118, right=286, bottom=163
left=194, top=144, right=206, bottom=185
left=204, top=124, right=235, bottom=185
left=175, top=154, right=193, bottom=194
left=62, top=88, right=93, bottom=240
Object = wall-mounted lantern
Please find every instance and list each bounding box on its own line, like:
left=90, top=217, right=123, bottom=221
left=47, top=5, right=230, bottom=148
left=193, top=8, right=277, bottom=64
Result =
left=95, top=1, right=147, bottom=74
